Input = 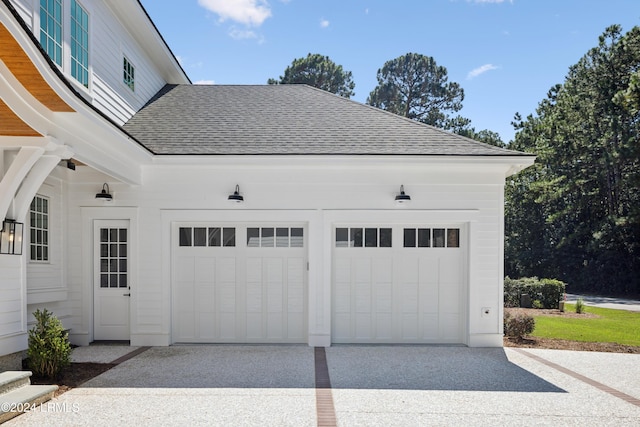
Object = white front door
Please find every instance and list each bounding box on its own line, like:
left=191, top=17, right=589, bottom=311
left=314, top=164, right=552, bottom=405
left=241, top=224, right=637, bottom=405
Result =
left=94, top=220, right=130, bottom=340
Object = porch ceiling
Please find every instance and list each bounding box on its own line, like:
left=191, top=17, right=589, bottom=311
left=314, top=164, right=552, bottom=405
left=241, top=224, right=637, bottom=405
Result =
left=0, top=22, right=74, bottom=114
left=0, top=98, right=40, bottom=136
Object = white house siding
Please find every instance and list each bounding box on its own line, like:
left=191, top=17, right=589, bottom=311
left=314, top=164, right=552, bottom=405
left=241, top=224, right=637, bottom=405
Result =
left=0, top=256, right=25, bottom=355
left=90, top=0, right=168, bottom=124
left=9, top=0, right=169, bottom=124
left=25, top=176, right=65, bottom=303
left=60, top=160, right=509, bottom=348
left=8, top=0, right=33, bottom=30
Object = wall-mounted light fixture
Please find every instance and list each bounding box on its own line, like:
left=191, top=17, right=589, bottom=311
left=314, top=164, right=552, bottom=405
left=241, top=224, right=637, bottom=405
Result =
left=95, top=183, right=113, bottom=201
left=395, top=185, right=411, bottom=204
left=228, top=184, right=244, bottom=203
left=0, top=219, right=24, bottom=255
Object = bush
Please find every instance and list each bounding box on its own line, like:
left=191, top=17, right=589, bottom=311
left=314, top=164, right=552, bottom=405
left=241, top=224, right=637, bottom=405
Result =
left=504, top=310, right=536, bottom=338
left=27, top=309, right=71, bottom=378
left=576, top=298, right=585, bottom=314
left=504, top=277, right=566, bottom=309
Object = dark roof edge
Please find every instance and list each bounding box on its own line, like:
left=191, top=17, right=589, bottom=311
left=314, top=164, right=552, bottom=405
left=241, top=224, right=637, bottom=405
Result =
left=2, top=0, right=156, bottom=155
left=151, top=152, right=537, bottom=157
left=135, top=0, right=191, bottom=84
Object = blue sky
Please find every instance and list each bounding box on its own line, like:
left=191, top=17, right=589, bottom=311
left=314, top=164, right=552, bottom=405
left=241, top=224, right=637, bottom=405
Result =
left=141, top=0, right=640, bottom=143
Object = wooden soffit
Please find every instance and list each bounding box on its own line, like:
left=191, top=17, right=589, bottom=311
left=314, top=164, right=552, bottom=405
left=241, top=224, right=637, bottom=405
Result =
left=0, top=22, right=74, bottom=113
left=0, top=98, right=41, bottom=136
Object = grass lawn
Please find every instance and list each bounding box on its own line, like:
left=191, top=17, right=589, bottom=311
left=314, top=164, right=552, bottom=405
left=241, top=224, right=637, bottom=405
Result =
left=531, top=304, right=640, bottom=347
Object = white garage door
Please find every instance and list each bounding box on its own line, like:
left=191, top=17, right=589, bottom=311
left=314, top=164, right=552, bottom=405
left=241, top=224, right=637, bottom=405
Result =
left=172, top=224, right=307, bottom=343
left=332, top=224, right=465, bottom=344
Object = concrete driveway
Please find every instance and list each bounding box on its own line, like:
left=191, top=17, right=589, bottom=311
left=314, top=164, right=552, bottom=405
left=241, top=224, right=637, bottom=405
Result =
left=6, top=345, right=640, bottom=426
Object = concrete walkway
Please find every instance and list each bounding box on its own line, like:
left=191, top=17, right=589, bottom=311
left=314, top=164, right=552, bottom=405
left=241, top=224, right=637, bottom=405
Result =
left=5, top=345, right=640, bottom=426
left=566, top=294, right=640, bottom=312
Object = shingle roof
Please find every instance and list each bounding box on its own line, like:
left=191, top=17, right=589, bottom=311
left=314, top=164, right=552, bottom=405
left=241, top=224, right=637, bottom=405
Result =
left=123, top=84, right=531, bottom=156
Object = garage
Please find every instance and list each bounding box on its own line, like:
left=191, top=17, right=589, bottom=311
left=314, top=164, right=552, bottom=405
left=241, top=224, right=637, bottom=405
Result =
left=171, top=223, right=307, bottom=343
left=332, top=224, right=466, bottom=344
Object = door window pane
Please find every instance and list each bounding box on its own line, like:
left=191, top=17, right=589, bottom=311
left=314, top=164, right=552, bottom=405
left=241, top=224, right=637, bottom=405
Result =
left=350, top=228, right=363, bottom=247
left=433, top=229, right=445, bottom=248
left=208, top=228, right=221, bottom=246
left=404, top=228, right=416, bottom=247
left=194, top=227, right=207, bottom=247
left=276, top=228, right=289, bottom=247
left=261, top=228, right=275, bottom=247
left=223, top=228, right=236, bottom=247
left=247, top=228, right=260, bottom=247
left=447, top=228, right=460, bottom=248
left=379, top=228, right=392, bottom=247
left=418, top=228, right=431, bottom=247
left=365, top=228, right=377, bottom=247
left=179, top=227, right=192, bottom=246
left=291, top=228, right=304, bottom=247
left=336, top=228, right=348, bottom=248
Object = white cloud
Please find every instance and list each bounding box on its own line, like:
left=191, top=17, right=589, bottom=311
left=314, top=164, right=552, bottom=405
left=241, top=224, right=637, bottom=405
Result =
left=467, top=64, right=499, bottom=79
left=194, top=79, right=215, bottom=85
left=198, top=0, right=272, bottom=26
left=229, top=27, right=258, bottom=39
left=320, top=19, right=330, bottom=28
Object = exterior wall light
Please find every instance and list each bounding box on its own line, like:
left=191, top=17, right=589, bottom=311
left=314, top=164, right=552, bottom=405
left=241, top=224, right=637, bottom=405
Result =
left=395, top=185, right=411, bottom=204
left=95, top=183, right=113, bottom=201
left=228, top=184, right=244, bottom=203
left=0, top=219, right=24, bottom=255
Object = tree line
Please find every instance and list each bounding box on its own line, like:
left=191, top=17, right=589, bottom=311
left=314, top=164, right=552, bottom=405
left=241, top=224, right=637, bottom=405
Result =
left=269, top=26, right=640, bottom=295
left=268, top=52, right=500, bottom=144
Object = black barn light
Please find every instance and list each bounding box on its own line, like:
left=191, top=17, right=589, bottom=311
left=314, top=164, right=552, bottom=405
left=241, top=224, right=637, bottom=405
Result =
left=95, top=183, right=113, bottom=201
left=228, top=184, right=244, bottom=203
left=395, top=185, right=411, bottom=204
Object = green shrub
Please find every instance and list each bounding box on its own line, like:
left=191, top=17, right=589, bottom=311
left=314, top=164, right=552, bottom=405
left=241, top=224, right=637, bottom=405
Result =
left=504, top=277, right=566, bottom=309
left=576, top=298, right=585, bottom=314
left=532, top=300, right=543, bottom=309
left=539, top=279, right=565, bottom=309
left=504, top=310, right=536, bottom=338
left=27, top=309, right=71, bottom=378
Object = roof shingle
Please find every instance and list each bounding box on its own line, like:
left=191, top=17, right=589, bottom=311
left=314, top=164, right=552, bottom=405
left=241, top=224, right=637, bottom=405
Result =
left=123, top=84, right=531, bottom=156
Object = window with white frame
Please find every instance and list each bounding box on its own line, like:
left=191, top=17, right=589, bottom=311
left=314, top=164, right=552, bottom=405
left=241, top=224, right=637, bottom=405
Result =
left=123, top=56, right=135, bottom=91
left=70, top=0, right=89, bottom=87
left=39, top=0, right=63, bottom=66
left=30, top=195, right=49, bottom=261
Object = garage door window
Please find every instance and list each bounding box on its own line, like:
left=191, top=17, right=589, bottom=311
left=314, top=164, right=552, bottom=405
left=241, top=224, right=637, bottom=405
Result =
left=179, top=227, right=236, bottom=247
left=335, top=227, right=392, bottom=248
left=403, top=228, right=459, bottom=248
left=247, top=227, right=304, bottom=248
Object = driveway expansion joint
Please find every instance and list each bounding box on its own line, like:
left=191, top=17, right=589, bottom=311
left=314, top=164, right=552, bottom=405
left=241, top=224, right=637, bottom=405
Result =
left=513, top=348, right=640, bottom=408
left=314, top=347, right=337, bottom=427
